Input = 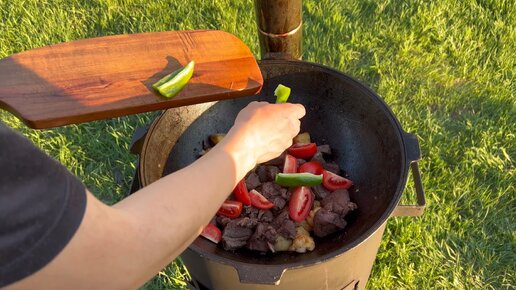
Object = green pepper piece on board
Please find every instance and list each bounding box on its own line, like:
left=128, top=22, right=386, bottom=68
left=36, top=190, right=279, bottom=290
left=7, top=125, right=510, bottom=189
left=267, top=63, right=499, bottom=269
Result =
left=152, top=67, right=182, bottom=90
left=153, top=60, right=195, bottom=98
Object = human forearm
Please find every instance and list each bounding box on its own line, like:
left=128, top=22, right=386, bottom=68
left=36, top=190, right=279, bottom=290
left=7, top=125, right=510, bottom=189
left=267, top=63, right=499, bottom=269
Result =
left=112, top=141, right=256, bottom=262
left=5, top=102, right=305, bottom=290
left=6, top=145, right=255, bottom=290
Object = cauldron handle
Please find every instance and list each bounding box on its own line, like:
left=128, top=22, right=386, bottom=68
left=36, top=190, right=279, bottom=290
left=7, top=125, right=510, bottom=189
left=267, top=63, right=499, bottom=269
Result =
left=234, top=263, right=286, bottom=285
left=392, top=132, right=426, bottom=217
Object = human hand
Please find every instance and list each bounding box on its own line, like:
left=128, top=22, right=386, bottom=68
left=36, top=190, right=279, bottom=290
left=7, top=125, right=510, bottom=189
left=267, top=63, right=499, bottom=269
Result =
left=219, top=101, right=305, bottom=172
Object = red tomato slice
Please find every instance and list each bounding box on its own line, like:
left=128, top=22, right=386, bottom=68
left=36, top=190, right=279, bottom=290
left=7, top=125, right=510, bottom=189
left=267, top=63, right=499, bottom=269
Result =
left=283, top=154, right=298, bottom=173
left=322, top=170, right=353, bottom=191
left=233, top=179, right=251, bottom=205
left=201, top=224, right=222, bottom=244
left=249, top=189, right=274, bottom=209
left=217, top=200, right=243, bottom=218
left=287, top=143, right=317, bottom=159
left=298, top=161, right=324, bottom=175
left=288, top=186, right=314, bottom=222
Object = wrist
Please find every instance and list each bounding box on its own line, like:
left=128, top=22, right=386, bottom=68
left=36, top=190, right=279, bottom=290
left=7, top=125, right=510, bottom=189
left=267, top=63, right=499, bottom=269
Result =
left=215, top=132, right=256, bottom=181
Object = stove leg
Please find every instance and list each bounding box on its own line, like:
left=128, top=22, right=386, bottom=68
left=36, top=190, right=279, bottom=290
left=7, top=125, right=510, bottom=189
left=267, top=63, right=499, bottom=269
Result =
left=186, top=278, right=211, bottom=290
left=254, top=0, right=303, bottom=60
left=127, top=160, right=142, bottom=195
left=127, top=125, right=150, bottom=196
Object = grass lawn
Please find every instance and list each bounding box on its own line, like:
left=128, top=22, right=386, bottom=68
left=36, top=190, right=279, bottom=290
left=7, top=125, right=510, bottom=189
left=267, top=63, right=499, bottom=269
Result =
left=1, top=0, right=514, bottom=289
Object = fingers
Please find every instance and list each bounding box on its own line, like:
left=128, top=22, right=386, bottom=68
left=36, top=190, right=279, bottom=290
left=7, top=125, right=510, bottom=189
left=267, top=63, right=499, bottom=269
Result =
left=229, top=101, right=306, bottom=165
left=267, top=103, right=303, bottom=138
left=289, top=118, right=301, bottom=137
left=247, top=101, right=266, bottom=108
left=273, top=103, right=305, bottom=119
left=247, top=101, right=305, bottom=117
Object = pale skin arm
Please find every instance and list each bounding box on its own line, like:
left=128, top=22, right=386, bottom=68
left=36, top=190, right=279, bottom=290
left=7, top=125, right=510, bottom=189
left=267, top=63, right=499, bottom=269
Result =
left=5, top=102, right=305, bottom=290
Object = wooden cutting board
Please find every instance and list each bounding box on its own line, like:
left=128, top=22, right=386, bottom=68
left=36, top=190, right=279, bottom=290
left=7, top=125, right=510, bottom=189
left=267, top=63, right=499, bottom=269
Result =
left=0, top=30, right=263, bottom=129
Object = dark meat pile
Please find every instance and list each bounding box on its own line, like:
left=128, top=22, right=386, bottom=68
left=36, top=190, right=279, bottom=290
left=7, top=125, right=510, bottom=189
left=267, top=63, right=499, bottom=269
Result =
left=205, top=136, right=357, bottom=253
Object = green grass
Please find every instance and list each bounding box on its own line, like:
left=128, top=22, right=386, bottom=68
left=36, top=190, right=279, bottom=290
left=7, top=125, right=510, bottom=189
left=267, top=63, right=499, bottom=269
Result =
left=1, top=0, right=514, bottom=289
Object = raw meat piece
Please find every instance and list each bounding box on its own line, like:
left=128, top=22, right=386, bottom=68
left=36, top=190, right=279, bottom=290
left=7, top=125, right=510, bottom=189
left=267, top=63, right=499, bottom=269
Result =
left=312, top=208, right=347, bottom=238
left=222, top=220, right=254, bottom=250
left=321, top=189, right=357, bottom=216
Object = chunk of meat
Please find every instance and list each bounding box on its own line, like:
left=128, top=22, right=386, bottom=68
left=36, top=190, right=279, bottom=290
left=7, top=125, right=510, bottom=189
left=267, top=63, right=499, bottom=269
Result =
left=280, top=188, right=290, bottom=200
left=237, top=217, right=259, bottom=229
left=272, top=196, right=286, bottom=211
left=255, top=165, right=267, bottom=182
left=271, top=210, right=289, bottom=227
left=317, top=144, right=332, bottom=155
left=313, top=208, right=347, bottom=238
left=324, top=161, right=340, bottom=175
left=257, top=210, right=274, bottom=223
left=271, top=210, right=296, bottom=239
left=313, top=184, right=331, bottom=200
left=247, top=223, right=278, bottom=252
left=242, top=205, right=260, bottom=219
left=222, top=220, right=254, bottom=250
left=216, top=216, right=231, bottom=227
left=263, top=225, right=278, bottom=242
left=267, top=166, right=280, bottom=181
left=276, top=219, right=296, bottom=240
left=256, top=165, right=280, bottom=182
left=310, top=152, right=327, bottom=167
left=261, top=182, right=283, bottom=199
left=320, top=189, right=357, bottom=216
left=245, top=172, right=262, bottom=190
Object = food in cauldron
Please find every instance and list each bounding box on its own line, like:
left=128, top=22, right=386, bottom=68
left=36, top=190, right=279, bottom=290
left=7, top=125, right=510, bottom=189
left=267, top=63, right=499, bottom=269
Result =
left=200, top=132, right=357, bottom=253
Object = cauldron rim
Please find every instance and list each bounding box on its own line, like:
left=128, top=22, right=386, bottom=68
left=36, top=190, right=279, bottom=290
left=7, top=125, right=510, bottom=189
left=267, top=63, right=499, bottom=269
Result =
left=139, top=59, right=417, bottom=279
left=193, top=59, right=410, bottom=266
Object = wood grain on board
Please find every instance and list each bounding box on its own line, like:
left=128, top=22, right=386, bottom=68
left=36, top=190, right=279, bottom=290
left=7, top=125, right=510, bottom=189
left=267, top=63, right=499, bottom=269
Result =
left=0, top=30, right=263, bottom=128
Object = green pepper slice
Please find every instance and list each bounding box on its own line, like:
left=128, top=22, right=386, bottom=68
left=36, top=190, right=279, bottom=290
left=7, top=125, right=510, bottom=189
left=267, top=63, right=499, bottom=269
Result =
left=152, top=67, right=182, bottom=90
left=275, top=173, right=323, bottom=187
left=274, top=84, right=291, bottom=103
left=153, top=60, right=195, bottom=98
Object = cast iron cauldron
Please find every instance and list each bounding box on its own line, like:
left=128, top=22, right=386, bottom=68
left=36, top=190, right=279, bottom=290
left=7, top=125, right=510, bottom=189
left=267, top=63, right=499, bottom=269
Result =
left=137, top=59, right=425, bottom=290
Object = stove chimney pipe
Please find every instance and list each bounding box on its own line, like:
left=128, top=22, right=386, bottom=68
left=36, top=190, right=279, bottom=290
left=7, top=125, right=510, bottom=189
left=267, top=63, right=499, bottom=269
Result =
left=254, top=0, right=302, bottom=60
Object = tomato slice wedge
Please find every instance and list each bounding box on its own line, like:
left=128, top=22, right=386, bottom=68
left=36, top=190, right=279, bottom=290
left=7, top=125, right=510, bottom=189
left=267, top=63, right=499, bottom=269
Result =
left=200, top=224, right=222, bottom=244
left=288, top=186, right=314, bottom=222
left=287, top=143, right=317, bottom=159
left=322, top=170, right=353, bottom=191
left=249, top=189, right=274, bottom=209
left=217, top=200, right=243, bottom=218
left=233, top=179, right=251, bottom=205
left=298, top=161, right=324, bottom=175
left=283, top=154, right=298, bottom=173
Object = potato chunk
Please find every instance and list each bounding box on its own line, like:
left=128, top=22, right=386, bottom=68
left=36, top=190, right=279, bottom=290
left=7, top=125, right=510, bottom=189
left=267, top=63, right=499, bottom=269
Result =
left=306, top=206, right=321, bottom=228
left=274, top=235, right=293, bottom=252
left=293, top=132, right=311, bottom=144
left=210, top=133, right=226, bottom=145
left=289, top=227, right=315, bottom=253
